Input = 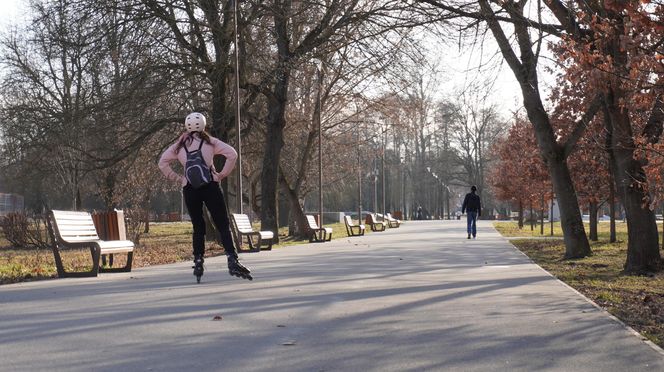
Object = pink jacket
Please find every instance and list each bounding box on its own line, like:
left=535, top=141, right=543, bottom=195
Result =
left=158, top=132, right=238, bottom=186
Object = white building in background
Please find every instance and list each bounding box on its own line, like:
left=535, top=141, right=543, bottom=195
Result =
left=0, top=193, right=24, bottom=216
left=549, top=198, right=560, bottom=222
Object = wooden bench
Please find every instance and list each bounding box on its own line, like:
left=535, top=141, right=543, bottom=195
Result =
left=385, top=213, right=401, bottom=228
left=366, top=213, right=386, bottom=232
left=344, top=215, right=365, bottom=236
left=306, top=215, right=332, bottom=242
left=46, top=210, right=134, bottom=278
left=231, top=213, right=273, bottom=252
left=91, top=209, right=128, bottom=268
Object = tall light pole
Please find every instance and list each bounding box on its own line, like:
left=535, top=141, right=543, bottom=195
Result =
left=233, top=0, right=242, bottom=213
left=400, top=155, right=405, bottom=219
left=445, top=184, right=451, bottom=220
left=357, top=121, right=362, bottom=223
left=317, top=61, right=324, bottom=229
left=373, top=159, right=378, bottom=214
left=381, top=124, right=386, bottom=220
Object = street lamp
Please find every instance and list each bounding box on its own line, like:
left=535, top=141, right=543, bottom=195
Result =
left=445, top=184, right=451, bottom=220
left=233, top=0, right=243, bottom=213
left=399, top=154, right=406, bottom=219
left=372, top=161, right=378, bottom=214
left=356, top=120, right=362, bottom=224
left=381, top=123, right=387, bottom=221
left=317, top=61, right=324, bottom=230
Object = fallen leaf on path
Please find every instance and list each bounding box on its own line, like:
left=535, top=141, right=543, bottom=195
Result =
left=282, top=340, right=296, bottom=346
left=212, top=315, right=223, bottom=321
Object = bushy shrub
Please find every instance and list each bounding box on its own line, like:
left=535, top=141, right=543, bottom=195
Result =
left=0, top=212, right=50, bottom=249
left=124, top=208, right=146, bottom=245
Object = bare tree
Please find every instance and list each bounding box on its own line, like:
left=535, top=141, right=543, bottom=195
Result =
left=414, top=0, right=603, bottom=258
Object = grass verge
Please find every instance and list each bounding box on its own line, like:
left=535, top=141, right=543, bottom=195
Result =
left=0, top=220, right=356, bottom=285
left=496, top=222, right=664, bottom=348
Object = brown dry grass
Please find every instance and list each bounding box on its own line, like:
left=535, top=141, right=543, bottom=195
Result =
left=0, top=220, right=347, bottom=285
left=496, top=222, right=664, bottom=347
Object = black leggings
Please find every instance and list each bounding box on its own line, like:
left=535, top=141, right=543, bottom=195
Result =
left=183, top=182, right=238, bottom=259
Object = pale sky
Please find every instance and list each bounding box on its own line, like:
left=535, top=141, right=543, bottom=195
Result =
left=0, top=0, right=546, bottom=118
left=0, top=0, right=21, bottom=27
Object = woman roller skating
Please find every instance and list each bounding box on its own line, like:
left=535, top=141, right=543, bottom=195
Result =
left=158, top=112, right=252, bottom=282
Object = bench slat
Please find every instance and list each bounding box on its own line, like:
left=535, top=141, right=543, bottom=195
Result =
left=58, top=231, right=98, bottom=237
left=61, top=238, right=100, bottom=244
left=52, top=214, right=94, bottom=221
left=57, top=225, right=98, bottom=231
left=97, top=240, right=134, bottom=250
left=54, top=219, right=96, bottom=226
left=231, top=213, right=274, bottom=251
left=60, top=234, right=100, bottom=240
left=306, top=215, right=319, bottom=229
left=259, top=231, right=274, bottom=239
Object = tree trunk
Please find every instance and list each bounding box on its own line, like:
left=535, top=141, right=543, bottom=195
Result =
left=609, top=165, right=616, bottom=243
left=520, top=87, right=590, bottom=256
left=530, top=202, right=534, bottom=231
left=75, top=187, right=82, bottom=211
left=260, top=115, right=285, bottom=241
left=600, top=9, right=660, bottom=272
left=589, top=201, right=598, bottom=242
left=548, top=157, right=591, bottom=258
left=550, top=191, right=554, bottom=236
left=143, top=212, right=150, bottom=234
left=518, top=199, right=523, bottom=229
left=259, top=2, right=293, bottom=243
left=141, top=194, right=151, bottom=234
left=260, top=71, right=290, bottom=241
left=606, top=92, right=661, bottom=273
left=280, top=176, right=309, bottom=240
left=477, top=0, right=590, bottom=258
left=540, top=194, right=544, bottom=236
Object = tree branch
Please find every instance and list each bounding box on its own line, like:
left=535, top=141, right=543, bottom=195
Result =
left=416, top=0, right=564, bottom=36
left=476, top=0, right=525, bottom=82
left=541, top=0, right=585, bottom=39
left=642, top=94, right=664, bottom=145
left=562, top=94, right=604, bottom=158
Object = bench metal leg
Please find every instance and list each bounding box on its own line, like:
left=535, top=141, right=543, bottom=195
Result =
left=101, top=254, right=114, bottom=267
left=257, top=237, right=273, bottom=251
left=236, top=234, right=261, bottom=253
left=248, top=235, right=260, bottom=252
left=99, top=251, right=133, bottom=273
left=49, top=245, right=101, bottom=278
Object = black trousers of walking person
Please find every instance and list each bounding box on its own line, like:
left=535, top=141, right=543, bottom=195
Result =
left=183, top=182, right=238, bottom=259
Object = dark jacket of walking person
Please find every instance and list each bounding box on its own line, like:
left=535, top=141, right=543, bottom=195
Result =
left=461, top=186, right=481, bottom=239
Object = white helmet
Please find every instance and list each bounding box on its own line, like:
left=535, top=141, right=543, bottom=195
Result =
left=184, top=112, right=206, bottom=133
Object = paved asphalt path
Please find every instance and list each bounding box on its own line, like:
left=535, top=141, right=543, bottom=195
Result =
left=1, top=220, right=663, bottom=371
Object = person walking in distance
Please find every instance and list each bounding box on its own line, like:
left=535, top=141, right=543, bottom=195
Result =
left=461, top=185, right=481, bottom=239
left=158, top=112, right=252, bottom=282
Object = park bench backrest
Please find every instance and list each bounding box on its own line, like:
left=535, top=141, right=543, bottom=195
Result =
left=344, top=215, right=356, bottom=226
left=51, top=210, right=100, bottom=243
left=232, top=214, right=254, bottom=234
left=307, top=215, right=320, bottom=229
